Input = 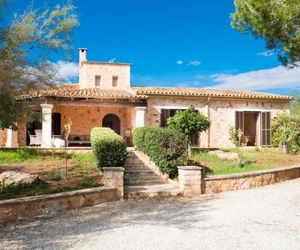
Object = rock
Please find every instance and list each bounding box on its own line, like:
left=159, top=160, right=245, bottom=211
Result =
left=0, top=171, right=39, bottom=187
left=208, top=150, right=239, bottom=161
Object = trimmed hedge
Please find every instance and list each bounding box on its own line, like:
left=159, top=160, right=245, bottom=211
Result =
left=91, top=127, right=127, bottom=168
left=132, top=127, right=187, bottom=176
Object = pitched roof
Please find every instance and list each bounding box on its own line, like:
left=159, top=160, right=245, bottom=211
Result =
left=18, top=84, right=147, bottom=100
left=18, top=84, right=292, bottom=101
left=133, top=86, right=293, bottom=100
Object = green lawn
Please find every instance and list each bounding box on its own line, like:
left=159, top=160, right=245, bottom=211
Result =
left=191, top=148, right=300, bottom=176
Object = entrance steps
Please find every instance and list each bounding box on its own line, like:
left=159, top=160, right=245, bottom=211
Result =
left=124, top=149, right=182, bottom=198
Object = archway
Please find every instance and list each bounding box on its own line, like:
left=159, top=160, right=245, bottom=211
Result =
left=102, top=114, right=121, bottom=135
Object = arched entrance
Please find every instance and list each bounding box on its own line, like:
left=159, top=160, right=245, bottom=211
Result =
left=102, top=114, right=121, bottom=134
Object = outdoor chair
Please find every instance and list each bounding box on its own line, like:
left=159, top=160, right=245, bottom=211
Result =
left=27, top=131, right=37, bottom=146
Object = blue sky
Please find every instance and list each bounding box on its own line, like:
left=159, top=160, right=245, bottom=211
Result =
left=11, top=0, right=300, bottom=94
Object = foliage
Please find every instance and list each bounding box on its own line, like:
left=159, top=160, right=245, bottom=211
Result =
left=232, top=0, right=300, bottom=65
left=0, top=1, right=78, bottom=129
left=91, top=127, right=127, bottom=168
left=228, top=126, right=244, bottom=147
left=167, top=106, right=210, bottom=136
left=132, top=127, right=187, bottom=177
left=272, top=113, right=300, bottom=153
left=290, top=91, right=300, bottom=116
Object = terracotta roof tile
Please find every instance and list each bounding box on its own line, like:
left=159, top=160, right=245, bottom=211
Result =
left=133, top=86, right=293, bottom=100
left=18, top=84, right=147, bottom=100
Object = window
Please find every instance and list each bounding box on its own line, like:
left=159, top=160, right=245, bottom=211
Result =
left=112, top=76, right=118, bottom=87
left=95, top=75, right=101, bottom=86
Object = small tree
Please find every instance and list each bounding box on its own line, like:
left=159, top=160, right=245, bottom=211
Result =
left=272, top=113, right=300, bottom=153
left=62, top=120, right=72, bottom=179
left=167, top=106, right=210, bottom=156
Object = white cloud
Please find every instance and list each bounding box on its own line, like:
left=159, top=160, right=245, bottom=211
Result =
left=258, top=50, right=275, bottom=57
left=109, top=57, right=117, bottom=63
left=210, top=64, right=300, bottom=90
left=53, top=61, right=78, bottom=82
left=177, top=60, right=184, bottom=65
left=188, top=60, right=201, bottom=66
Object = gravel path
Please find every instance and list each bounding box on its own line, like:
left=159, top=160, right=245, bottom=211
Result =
left=1, top=179, right=300, bottom=250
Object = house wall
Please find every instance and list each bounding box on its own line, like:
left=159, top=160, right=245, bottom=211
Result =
left=54, top=104, right=134, bottom=138
left=0, top=129, right=6, bottom=147
left=145, top=96, right=290, bottom=148
left=79, top=62, right=130, bottom=89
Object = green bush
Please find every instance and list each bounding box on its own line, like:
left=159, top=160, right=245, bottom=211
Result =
left=91, top=127, right=127, bottom=168
left=132, top=127, right=187, bottom=177
left=272, top=113, right=300, bottom=153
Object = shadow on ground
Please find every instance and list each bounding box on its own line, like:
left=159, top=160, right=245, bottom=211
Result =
left=0, top=196, right=218, bottom=249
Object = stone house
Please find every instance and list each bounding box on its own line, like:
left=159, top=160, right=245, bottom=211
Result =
left=0, top=48, right=292, bottom=148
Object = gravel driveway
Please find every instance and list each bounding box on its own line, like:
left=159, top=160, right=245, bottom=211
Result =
left=1, top=179, right=300, bottom=250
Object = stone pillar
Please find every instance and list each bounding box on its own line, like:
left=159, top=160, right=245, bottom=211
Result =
left=135, top=107, right=146, bottom=128
left=178, top=166, right=202, bottom=197
left=5, top=128, right=13, bottom=148
left=41, top=104, right=53, bottom=148
left=102, top=167, right=124, bottom=199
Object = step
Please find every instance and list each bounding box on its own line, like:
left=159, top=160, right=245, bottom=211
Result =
left=124, top=176, right=164, bottom=185
left=125, top=169, right=160, bottom=178
left=124, top=165, right=150, bottom=170
left=124, top=183, right=182, bottom=199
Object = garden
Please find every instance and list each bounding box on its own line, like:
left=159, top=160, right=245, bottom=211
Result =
left=0, top=148, right=102, bottom=200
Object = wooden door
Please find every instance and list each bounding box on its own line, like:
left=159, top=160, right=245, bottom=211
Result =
left=260, top=112, right=271, bottom=147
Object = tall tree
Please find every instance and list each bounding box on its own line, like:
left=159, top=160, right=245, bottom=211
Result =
left=231, top=0, right=300, bottom=65
left=0, top=1, right=78, bottom=129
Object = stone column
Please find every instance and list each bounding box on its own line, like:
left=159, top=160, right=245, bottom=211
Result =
left=5, top=128, right=13, bottom=148
left=41, top=104, right=53, bottom=148
left=102, top=167, right=124, bottom=199
left=135, top=107, right=146, bottom=128
left=178, top=166, right=202, bottom=197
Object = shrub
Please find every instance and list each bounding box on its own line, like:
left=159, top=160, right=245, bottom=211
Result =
left=272, top=113, right=300, bottom=153
left=132, top=127, right=187, bottom=177
left=91, top=127, right=127, bottom=168
left=228, top=126, right=244, bottom=147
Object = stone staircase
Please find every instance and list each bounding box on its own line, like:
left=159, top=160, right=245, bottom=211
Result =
left=124, top=149, right=182, bottom=198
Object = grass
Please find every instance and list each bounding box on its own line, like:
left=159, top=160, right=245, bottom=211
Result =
left=0, top=149, right=103, bottom=200
left=191, top=148, right=300, bottom=176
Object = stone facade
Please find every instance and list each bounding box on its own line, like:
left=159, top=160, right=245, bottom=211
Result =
left=144, top=96, right=289, bottom=148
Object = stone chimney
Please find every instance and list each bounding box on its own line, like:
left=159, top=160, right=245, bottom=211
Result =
left=79, top=48, right=87, bottom=64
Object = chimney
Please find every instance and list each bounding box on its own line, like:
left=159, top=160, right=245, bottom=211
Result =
left=79, top=48, right=87, bottom=64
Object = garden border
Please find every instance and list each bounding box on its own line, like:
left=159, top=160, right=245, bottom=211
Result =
left=203, top=164, right=300, bottom=194
left=0, top=186, right=119, bottom=224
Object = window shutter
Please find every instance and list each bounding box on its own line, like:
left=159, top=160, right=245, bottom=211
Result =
left=261, top=112, right=271, bottom=146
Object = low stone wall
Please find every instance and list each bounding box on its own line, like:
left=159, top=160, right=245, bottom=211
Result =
left=204, top=164, right=300, bottom=194
left=0, top=187, right=118, bottom=224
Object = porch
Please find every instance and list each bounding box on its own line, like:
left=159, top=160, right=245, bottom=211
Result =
left=4, top=101, right=147, bottom=148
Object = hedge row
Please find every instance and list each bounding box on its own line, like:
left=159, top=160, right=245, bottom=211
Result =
left=132, top=127, right=187, bottom=177
left=91, top=127, right=127, bottom=168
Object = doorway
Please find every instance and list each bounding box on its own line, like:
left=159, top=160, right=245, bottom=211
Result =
left=102, top=114, right=121, bottom=135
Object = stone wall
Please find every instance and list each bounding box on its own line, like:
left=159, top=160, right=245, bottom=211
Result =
left=54, top=104, right=134, bottom=138
left=204, top=164, right=300, bottom=194
left=0, top=187, right=118, bottom=223
left=79, top=62, right=130, bottom=89
left=145, top=96, right=290, bottom=148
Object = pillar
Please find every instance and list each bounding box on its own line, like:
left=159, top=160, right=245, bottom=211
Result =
left=102, top=167, right=124, bottom=198
left=178, top=166, right=202, bottom=197
left=135, top=107, right=146, bottom=128
left=5, top=128, right=13, bottom=148
left=41, top=104, right=53, bottom=148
